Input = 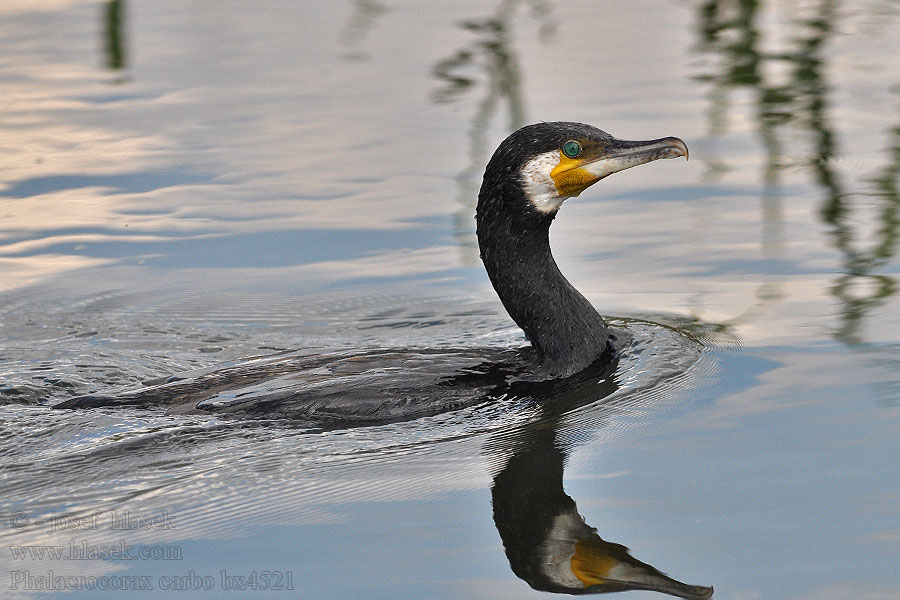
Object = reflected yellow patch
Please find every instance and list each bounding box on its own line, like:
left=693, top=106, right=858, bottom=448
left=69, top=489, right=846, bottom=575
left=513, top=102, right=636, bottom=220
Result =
left=570, top=538, right=618, bottom=587
left=550, top=151, right=596, bottom=197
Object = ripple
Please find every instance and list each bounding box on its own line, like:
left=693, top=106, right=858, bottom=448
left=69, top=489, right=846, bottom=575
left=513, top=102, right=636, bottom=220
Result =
left=0, top=317, right=712, bottom=536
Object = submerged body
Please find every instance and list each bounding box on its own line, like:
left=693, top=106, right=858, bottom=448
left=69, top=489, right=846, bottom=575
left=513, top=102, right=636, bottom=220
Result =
left=55, top=122, right=687, bottom=420
left=58, top=347, right=526, bottom=424
left=56, top=346, right=616, bottom=426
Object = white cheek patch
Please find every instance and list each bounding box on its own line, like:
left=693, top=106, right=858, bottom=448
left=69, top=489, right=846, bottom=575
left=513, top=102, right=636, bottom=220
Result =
left=520, top=151, right=568, bottom=214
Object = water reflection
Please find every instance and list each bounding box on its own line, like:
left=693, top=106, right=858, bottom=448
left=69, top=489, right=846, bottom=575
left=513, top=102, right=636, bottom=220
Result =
left=340, top=0, right=388, bottom=61
left=431, top=0, right=555, bottom=258
left=102, top=0, right=126, bottom=75
left=695, top=0, right=900, bottom=343
left=0, top=319, right=710, bottom=598
left=488, top=362, right=713, bottom=598
left=821, top=127, right=900, bottom=342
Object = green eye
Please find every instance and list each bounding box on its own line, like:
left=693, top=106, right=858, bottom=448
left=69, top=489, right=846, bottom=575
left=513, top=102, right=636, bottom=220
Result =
left=562, top=140, right=582, bottom=159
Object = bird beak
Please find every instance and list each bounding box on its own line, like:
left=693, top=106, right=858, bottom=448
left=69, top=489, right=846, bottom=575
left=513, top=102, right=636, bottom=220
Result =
left=551, top=136, right=688, bottom=198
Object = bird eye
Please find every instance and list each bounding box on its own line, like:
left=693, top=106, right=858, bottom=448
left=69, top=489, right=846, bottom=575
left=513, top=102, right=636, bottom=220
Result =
left=562, top=140, right=582, bottom=159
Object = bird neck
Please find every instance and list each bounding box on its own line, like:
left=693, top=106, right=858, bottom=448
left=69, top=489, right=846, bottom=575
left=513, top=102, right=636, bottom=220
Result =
left=476, top=193, right=610, bottom=379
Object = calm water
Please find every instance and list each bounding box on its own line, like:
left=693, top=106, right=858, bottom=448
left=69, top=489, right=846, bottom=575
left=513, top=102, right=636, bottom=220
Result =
left=2, top=1, right=900, bottom=598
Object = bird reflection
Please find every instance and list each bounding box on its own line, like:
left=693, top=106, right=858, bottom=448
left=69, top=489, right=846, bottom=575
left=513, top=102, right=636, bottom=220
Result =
left=487, top=365, right=713, bottom=599
left=696, top=0, right=900, bottom=344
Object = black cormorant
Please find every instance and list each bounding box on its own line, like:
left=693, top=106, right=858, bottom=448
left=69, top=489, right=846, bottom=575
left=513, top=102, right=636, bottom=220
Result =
left=477, top=122, right=688, bottom=379
left=56, top=122, right=688, bottom=423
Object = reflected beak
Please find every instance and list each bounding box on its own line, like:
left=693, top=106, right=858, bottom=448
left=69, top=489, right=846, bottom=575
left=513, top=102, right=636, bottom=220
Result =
left=570, top=537, right=713, bottom=600
left=551, top=136, right=689, bottom=198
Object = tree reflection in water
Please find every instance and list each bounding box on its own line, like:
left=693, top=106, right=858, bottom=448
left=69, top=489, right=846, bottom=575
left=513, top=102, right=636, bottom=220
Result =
left=431, top=0, right=555, bottom=260
left=696, top=0, right=900, bottom=344
left=340, top=0, right=389, bottom=61
left=102, top=0, right=127, bottom=82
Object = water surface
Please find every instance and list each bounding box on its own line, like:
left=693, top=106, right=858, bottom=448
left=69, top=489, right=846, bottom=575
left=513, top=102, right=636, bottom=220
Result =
left=2, top=1, right=900, bottom=598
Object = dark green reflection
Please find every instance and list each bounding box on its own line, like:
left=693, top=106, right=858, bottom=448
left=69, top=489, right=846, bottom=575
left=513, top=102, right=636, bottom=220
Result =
left=486, top=360, right=713, bottom=598
left=103, top=0, right=126, bottom=71
left=821, top=126, right=900, bottom=342
left=696, top=0, right=900, bottom=344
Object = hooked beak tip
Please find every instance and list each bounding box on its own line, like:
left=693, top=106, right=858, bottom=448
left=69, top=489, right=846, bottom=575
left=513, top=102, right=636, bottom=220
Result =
left=665, top=137, right=689, bottom=161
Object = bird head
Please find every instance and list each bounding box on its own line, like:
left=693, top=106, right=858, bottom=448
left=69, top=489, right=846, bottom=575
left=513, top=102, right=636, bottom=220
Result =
left=482, top=122, right=688, bottom=217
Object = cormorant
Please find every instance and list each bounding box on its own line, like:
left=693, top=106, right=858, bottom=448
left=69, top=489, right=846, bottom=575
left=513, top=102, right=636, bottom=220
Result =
left=55, top=122, right=688, bottom=422
left=477, top=122, right=688, bottom=379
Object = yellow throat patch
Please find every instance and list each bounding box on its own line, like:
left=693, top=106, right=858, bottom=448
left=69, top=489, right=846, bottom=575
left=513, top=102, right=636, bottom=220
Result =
left=550, top=150, right=596, bottom=198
